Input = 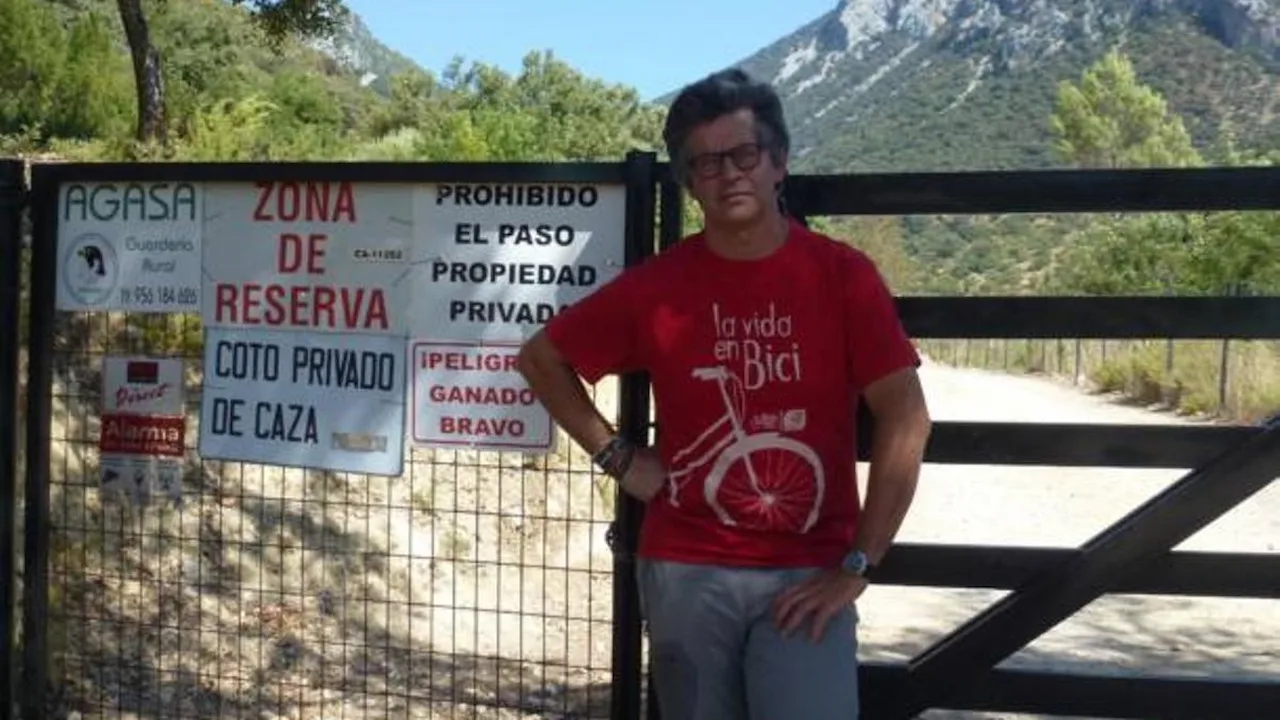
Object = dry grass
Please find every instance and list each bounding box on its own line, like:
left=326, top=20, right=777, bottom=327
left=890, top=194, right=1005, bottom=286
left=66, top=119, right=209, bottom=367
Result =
left=27, top=351, right=626, bottom=720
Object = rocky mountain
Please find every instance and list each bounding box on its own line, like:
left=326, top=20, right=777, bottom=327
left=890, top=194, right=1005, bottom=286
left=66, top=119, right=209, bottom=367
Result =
left=311, top=10, right=425, bottom=95
left=671, top=0, right=1280, bottom=172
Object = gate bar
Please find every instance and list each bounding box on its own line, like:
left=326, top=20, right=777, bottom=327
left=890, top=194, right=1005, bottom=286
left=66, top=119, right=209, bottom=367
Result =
left=861, top=663, right=1280, bottom=719
left=0, top=158, right=24, bottom=720
left=641, top=175, right=686, bottom=720
left=886, top=423, right=1280, bottom=719
left=610, top=149, right=657, bottom=720
left=20, top=169, right=56, bottom=720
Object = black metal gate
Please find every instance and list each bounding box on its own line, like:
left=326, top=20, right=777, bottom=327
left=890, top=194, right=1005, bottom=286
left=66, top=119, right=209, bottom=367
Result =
left=0, top=158, right=26, bottom=720
left=3, top=154, right=1279, bottom=719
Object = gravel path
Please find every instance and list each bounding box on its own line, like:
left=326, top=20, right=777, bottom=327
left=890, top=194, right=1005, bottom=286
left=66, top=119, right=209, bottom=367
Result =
left=44, top=357, right=1277, bottom=719
left=874, top=357, right=1280, bottom=720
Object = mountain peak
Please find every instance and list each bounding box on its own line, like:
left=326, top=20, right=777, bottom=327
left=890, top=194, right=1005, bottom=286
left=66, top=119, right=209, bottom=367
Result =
left=834, top=0, right=956, bottom=44
left=712, top=0, right=1280, bottom=172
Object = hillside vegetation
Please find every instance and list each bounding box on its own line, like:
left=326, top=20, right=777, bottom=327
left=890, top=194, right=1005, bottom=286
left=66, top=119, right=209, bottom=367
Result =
left=0, top=0, right=665, bottom=161
left=706, top=0, right=1280, bottom=337
left=1, top=0, right=1278, bottom=716
left=790, top=15, right=1280, bottom=174
left=827, top=49, right=1280, bottom=422
left=720, top=0, right=1280, bottom=174
left=3, top=0, right=1276, bottom=416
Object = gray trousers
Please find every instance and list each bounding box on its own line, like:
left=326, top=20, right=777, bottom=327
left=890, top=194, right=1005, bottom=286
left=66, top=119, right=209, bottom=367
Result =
left=637, top=558, right=861, bottom=720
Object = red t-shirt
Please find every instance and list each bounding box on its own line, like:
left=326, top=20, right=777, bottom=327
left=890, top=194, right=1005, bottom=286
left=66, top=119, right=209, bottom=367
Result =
left=543, top=218, right=920, bottom=568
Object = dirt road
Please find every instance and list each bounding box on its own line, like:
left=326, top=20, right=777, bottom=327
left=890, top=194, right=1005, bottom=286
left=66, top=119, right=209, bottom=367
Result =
left=862, top=357, right=1280, bottom=719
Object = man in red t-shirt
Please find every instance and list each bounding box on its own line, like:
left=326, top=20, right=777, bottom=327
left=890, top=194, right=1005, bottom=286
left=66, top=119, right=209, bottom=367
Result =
left=516, top=68, right=932, bottom=720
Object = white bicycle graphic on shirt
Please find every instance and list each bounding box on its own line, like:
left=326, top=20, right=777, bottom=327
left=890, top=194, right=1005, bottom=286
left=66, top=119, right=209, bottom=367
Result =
left=665, top=365, right=825, bottom=534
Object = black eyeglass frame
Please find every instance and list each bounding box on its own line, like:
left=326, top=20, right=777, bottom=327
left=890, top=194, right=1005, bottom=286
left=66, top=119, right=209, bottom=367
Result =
left=683, top=142, right=765, bottom=180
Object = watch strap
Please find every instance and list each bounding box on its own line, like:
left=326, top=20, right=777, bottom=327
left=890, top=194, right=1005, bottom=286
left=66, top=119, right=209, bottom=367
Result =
left=593, top=436, right=635, bottom=480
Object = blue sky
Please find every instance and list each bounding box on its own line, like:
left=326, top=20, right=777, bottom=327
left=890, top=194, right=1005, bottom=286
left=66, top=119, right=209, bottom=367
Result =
left=342, top=0, right=837, bottom=101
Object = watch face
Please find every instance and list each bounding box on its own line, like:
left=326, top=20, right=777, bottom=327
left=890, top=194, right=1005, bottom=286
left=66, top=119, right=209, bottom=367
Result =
left=843, top=551, right=867, bottom=574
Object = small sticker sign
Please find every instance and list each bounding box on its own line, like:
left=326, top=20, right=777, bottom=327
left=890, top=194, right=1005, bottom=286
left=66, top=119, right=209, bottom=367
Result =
left=99, top=356, right=186, bottom=507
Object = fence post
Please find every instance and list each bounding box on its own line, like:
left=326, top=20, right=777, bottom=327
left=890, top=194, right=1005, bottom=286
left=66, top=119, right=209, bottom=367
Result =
left=0, top=158, right=25, bottom=720
left=610, top=149, right=656, bottom=720
left=1074, top=338, right=1082, bottom=384
left=20, top=166, right=56, bottom=720
left=640, top=173, right=686, bottom=720
left=1218, top=283, right=1241, bottom=415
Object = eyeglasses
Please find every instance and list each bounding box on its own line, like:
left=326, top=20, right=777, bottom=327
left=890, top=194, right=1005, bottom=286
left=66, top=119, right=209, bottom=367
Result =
left=685, top=142, right=763, bottom=179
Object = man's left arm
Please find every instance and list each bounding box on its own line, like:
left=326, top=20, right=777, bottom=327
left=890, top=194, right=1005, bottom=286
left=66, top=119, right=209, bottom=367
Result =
left=842, top=249, right=932, bottom=571
left=854, top=366, right=931, bottom=569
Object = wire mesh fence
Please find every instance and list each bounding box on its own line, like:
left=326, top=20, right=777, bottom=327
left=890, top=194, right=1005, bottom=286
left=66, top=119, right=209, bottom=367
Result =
left=11, top=158, right=1280, bottom=720
left=39, top=308, right=623, bottom=719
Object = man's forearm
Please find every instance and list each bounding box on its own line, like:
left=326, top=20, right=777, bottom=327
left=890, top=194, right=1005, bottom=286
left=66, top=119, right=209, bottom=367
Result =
left=516, top=333, right=616, bottom=457
left=855, top=410, right=931, bottom=565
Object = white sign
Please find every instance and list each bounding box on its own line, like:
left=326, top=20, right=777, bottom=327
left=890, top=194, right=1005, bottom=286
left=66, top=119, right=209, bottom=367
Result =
left=56, top=181, right=202, bottom=312
left=201, top=181, right=413, bottom=335
left=411, top=341, right=554, bottom=452
left=99, top=454, right=185, bottom=508
left=411, top=183, right=627, bottom=342
left=198, top=327, right=406, bottom=476
left=98, top=356, right=186, bottom=507
left=102, top=355, right=185, bottom=416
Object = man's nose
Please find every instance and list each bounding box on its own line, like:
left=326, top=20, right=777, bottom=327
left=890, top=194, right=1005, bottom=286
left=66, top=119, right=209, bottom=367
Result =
left=718, top=155, right=746, bottom=180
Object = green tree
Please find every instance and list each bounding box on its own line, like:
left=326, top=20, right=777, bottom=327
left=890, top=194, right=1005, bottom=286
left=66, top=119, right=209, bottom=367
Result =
left=1052, top=214, right=1190, bottom=295
left=821, top=216, right=922, bottom=292
left=1048, top=50, right=1280, bottom=299
left=115, top=0, right=349, bottom=144
left=365, top=69, right=439, bottom=137
left=370, top=51, right=665, bottom=163
left=48, top=11, right=133, bottom=139
left=1050, top=49, right=1202, bottom=169
left=1050, top=50, right=1202, bottom=296
left=0, top=0, right=66, bottom=138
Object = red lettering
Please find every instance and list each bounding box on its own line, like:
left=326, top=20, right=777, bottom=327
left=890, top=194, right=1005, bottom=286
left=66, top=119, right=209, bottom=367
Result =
left=307, top=233, right=327, bottom=273
left=276, top=233, right=327, bottom=274
left=439, top=416, right=525, bottom=437
left=333, top=183, right=356, bottom=222
left=278, top=233, right=302, bottom=273
left=428, top=385, right=535, bottom=406
left=215, top=284, right=238, bottom=322
left=419, top=350, right=518, bottom=372
left=311, top=286, right=336, bottom=326
left=252, top=181, right=272, bottom=221
left=212, top=283, right=388, bottom=330
left=99, top=414, right=184, bottom=456
left=114, top=383, right=171, bottom=410
left=279, top=182, right=299, bottom=220
left=251, top=181, right=358, bottom=223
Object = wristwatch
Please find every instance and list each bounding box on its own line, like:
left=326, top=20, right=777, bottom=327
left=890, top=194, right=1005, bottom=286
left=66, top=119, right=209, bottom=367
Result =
left=840, top=549, right=877, bottom=580
left=592, top=435, right=635, bottom=480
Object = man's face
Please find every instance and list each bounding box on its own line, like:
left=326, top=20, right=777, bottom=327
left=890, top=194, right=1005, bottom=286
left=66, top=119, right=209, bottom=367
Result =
left=681, top=108, right=787, bottom=228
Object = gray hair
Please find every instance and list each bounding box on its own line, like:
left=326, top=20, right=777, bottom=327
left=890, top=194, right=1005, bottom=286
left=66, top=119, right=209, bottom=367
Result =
left=662, top=68, right=790, bottom=185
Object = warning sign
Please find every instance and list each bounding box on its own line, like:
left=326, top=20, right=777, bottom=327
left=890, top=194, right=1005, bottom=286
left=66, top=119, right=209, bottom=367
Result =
left=411, top=341, right=554, bottom=452
left=201, top=181, right=413, bottom=335
left=410, top=182, right=626, bottom=342
left=198, top=327, right=407, bottom=476
left=98, top=356, right=186, bottom=506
